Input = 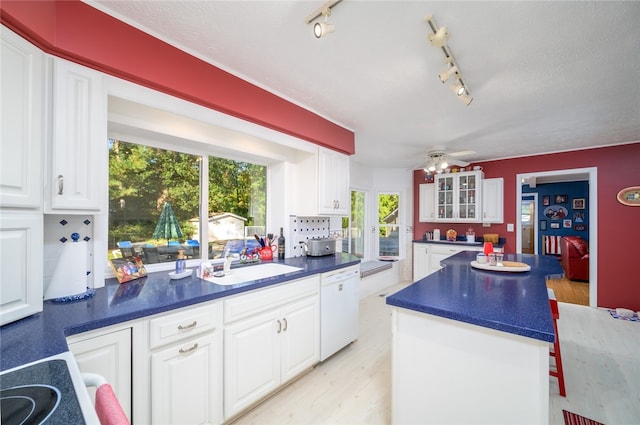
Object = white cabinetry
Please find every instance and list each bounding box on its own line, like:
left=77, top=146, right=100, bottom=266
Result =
left=149, top=302, right=223, bottom=425
left=418, top=184, right=435, bottom=222
left=413, top=243, right=483, bottom=281
left=67, top=326, right=132, bottom=421
left=0, top=27, right=44, bottom=326
left=1, top=26, right=44, bottom=210
left=45, top=57, right=107, bottom=213
left=223, top=276, right=319, bottom=419
left=318, top=147, right=350, bottom=215
left=482, top=178, right=504, bottom=223
left=296, top=147, right=350, bottom=216
left=434, top=171, right=483, bottom=223
left=0, top=213, right=43, bottom=325
left=413, top=243, right=430, bottom=282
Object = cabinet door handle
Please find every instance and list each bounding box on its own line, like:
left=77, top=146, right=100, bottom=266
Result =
left=282, top=318, right=288, bottom=331
left=277, top=319, right=282, bottom=333
left=178, top=320, right=197, bottom=330
left=338, top=283, right=343, bottom=291
left=57, top=175, right=64, bottom=195
left=179, top=343, right=198, bottom=354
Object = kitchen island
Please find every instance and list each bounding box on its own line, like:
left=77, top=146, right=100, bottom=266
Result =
left=386, top=251, right=561, bottom=424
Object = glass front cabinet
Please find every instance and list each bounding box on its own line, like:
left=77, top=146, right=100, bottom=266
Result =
left=434, top=171, right=483, bottom=222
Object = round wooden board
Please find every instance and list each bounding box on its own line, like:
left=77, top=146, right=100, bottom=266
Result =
left=470, top=260, right=531, bottom=272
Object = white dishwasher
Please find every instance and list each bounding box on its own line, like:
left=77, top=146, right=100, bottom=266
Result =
left=320, top=265, right=360, bottom=361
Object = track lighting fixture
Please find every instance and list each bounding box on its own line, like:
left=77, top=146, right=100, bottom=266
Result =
left=313, top=10, right=335, bottom=38
left=305, top=0, right=342, bottom=39
left=425, top=15, right=473, bottom=106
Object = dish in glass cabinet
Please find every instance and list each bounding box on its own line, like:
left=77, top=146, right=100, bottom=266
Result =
left=616, top=186, right=640, bottom=206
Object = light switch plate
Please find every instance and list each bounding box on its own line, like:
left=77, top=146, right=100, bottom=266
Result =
left=507, top=223, right=514, bottom=232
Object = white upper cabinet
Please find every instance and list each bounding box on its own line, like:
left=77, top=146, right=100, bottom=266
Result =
left=482, top=177, right=504, bottom=223
left=45, top=57, right=107, bottom=213
left=434, top=171, right=483, bottom=223
left=318, top=147, right=350, bottom=215
left=0, top=26, right=44, bottom=209
left=418, top=183, right=435, bottom=222
left=295, top=147, right=350, bottom=216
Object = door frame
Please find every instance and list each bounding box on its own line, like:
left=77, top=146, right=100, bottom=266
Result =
left=515, top=167, right=597, bottom=307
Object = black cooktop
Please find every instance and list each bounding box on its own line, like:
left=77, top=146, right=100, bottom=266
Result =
left=0, top=359, right=85, bottom=425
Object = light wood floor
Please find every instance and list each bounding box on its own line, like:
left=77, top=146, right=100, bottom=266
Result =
left=546, top=277, right=590, bottom=306
left=231, top=282, right=640, bottom=425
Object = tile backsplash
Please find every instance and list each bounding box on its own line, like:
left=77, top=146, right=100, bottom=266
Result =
left=43, top=215, right=93, bottom=295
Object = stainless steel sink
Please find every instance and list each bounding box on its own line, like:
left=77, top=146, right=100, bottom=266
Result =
left=206, top=263, right=303, bottom=286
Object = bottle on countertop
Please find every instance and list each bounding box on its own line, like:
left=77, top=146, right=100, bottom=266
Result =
left=175, top=250, right=186, bottom=273
left=278, top=227, right=285, bottom=260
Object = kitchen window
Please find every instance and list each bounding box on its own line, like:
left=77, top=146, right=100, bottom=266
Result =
left=342, top=189, right=366, bottom=258
left=377, top=192, right=401, bottom=257
left=108, top=139, right=266, bottom=266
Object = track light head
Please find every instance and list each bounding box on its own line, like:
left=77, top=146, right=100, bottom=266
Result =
left=459, top=92, right=473, bottom=106
left=428, top=26, right=449, bottom=47
left=314, top=21, right=335, bottom=38
left=438, top=65, right=458, bottom=83
left=450, top=80, right=466, bottom=96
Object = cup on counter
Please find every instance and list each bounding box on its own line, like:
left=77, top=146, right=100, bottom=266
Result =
left=495, top=252, right=504, bottom=266
left=476, top=253, right=487, bottom=264
left=488, top=253, right=497, bottom=266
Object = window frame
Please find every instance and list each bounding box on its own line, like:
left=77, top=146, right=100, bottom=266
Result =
left=103, top=134, right=270, bottom=277
left=375, top=190, right=406, bottom=260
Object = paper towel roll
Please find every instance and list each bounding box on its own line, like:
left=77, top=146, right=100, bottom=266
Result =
left=45, top=238, right=87, bottom=300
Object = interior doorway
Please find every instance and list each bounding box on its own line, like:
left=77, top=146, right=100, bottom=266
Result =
left=516, top=167, right=598, bottom=307
left=521, top=194, right=537, bottom=254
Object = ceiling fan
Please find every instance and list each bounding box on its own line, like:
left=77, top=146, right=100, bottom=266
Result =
left=422, top=146, right=475, bottom=172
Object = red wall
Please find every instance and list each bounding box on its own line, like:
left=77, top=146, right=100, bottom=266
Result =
left=0, top=0, right=355, bottom=155
left=414, top=143, right=640, bottom=310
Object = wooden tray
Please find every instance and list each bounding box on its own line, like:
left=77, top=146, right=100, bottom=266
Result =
left=470, top=260, right=531, bottom=272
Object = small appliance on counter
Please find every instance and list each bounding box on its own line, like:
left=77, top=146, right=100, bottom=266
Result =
left=305, top=238, right=336, bottom=257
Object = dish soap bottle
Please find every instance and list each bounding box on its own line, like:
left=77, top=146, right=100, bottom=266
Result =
left=278, top=228, right=285, bottom=260
left=175, top=250, right=186, bottom=274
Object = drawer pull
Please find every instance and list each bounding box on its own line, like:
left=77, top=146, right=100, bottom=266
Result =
left=277, top=319, right=282, bottom=334
left=178, top=320, right=197, bottom=330
left=282, top=318, right=288, bottom=331
left=179, top=343, right=198, bottom=354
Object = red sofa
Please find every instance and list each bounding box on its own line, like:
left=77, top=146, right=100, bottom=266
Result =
left=560, top=236, right=589, bottom=282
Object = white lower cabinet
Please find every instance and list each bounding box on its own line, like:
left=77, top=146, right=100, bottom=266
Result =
left=148, top=301, right=223, bottom=425
left=413, top=243, right=483, bottom=281
left=223, top=276, right=320, bottom=420
left=67, top=326, right=132, bottom=421
left=151, top=332, right=220, bottom=425
left=413, top=243, right=430, bottom=282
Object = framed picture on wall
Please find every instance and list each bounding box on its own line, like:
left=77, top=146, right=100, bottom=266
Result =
left=550, top=222, right=560, bottom=229
left=573, top=212, right=584, bottom=222
left=572, top=198, right=586, bottom=209
left=563, top=219, right=572, bottom=228
left=540, top=220, right=547, bottom=230
left=574, top=224, right=586, bottom=231
left=542, top=195, right=550, bottom=206
left=554, top=194, right=567, bottom=204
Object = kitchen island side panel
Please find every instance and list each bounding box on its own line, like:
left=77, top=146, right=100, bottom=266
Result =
left=391, top=307, right=548, bottom=425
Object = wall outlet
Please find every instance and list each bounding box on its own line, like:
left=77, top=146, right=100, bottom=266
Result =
left=507, top=223, right=514, bottom=232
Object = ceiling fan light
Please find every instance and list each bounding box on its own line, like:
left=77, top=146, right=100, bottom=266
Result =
left=440, top=160, right=448, bottom=169
left=428, top=164, right=436, bottom=172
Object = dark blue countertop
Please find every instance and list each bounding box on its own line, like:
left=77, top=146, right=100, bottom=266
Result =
left=386, top=251, right=561, bottom=342
left=0, top=254, right=360, bottom=371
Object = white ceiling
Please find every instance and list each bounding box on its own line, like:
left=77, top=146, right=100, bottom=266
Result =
left=88, top=0, right=640, bottom=169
